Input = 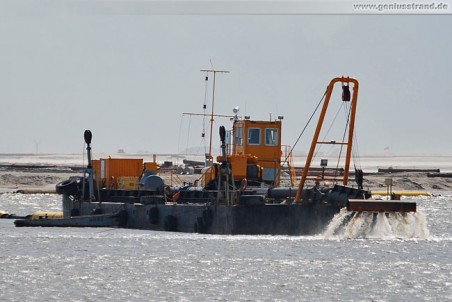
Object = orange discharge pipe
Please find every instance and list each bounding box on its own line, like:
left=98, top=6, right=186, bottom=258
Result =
left=295, top=77, right=359, bottom=202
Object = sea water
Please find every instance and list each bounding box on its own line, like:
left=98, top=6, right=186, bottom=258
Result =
left=0, top=193, right=451, bottom=301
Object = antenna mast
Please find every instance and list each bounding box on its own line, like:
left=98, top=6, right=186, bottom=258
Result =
left=200, top=68, right=230, bottom=166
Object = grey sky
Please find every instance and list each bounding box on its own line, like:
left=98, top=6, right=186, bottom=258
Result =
left=0, top=2, right=451, bottom=156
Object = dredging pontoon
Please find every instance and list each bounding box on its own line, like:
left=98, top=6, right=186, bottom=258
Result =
left=14, top=76, right=416, bottom=233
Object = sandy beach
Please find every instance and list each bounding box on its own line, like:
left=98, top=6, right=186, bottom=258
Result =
left=1, top=154, right=452, bottom=194
left=0, top=167, right=80, bottom=193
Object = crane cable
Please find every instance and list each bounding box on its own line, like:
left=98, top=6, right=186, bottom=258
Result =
left=333, top=101, right=351, bottom=180
left=332, top=100, right=363, bottom=183
left=283, top=88, right=328, bottom=165
left=313, top=101, right=345, bottom=160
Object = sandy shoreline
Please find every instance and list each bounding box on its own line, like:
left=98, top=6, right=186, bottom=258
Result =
left=0, top=170, right=79, bottom=193
left=1, top=163, right=452, bottom=194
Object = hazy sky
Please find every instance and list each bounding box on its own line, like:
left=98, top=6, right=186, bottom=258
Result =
left=1, top=2, right=451, bottom=156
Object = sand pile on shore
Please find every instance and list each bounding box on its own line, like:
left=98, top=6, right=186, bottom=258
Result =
left=0, top=172, right=71, bottom=189
left=0, top=168, right=80, bottom=192
left=362, top=172, right=452, bottom=192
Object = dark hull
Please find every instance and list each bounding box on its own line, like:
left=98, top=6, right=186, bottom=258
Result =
left=47, top=181, right=371, bottom=235
left=61, top=195, right=341, bottom=235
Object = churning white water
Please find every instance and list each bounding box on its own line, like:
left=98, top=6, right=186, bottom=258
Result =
left=324, top=207, right=430, bottom=239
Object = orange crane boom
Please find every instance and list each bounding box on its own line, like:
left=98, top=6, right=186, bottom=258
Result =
left=295, top=77, right=359, bottom=202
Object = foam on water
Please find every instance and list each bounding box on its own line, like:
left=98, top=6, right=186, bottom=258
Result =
left=323, top=207, right=431, bottom=239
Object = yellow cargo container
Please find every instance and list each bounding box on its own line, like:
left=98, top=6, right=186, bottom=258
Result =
left=92, top=158, right=144, bottom=188
left=117, top=176, right=140, bottom=190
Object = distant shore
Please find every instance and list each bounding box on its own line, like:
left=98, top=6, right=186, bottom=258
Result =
left=1, top=153, right=452, bottom=172
left=1, top=162, right=452, bottom=194
left=0, top=164, right=81, bottom=193
left=1, top=153, right=452, bottom=193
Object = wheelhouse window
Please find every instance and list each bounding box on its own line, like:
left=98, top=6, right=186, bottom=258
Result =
left=248, top=128, right=261, bottom=145
left=234, top=125, right=243, bottom=146
left=265, top=128, right=279, bottom=146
